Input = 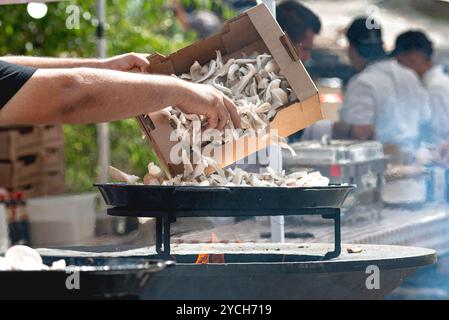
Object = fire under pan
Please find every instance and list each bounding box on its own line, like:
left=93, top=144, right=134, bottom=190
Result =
left=96, top=184, right=354, bottom=260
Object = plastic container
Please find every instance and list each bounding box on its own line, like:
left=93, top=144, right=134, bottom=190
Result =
left=0, top=201, right=9, bottom=255
left=27, top=193, right=97, bottom=246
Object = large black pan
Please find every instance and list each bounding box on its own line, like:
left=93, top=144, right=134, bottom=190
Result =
left=96, top=183, right=354, bottom=217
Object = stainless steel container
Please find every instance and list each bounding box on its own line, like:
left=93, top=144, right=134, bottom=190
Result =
left=283, top=140, right=387, bottom=205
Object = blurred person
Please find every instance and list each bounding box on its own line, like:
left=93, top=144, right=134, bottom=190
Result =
left=392, top=30, right=449, bottom=145
left=172, top=0, right=222, bottom=38
left=0, top=54, right=240, bottom=129
left=276, top=0, right=322, bottom=62
left=276, top=0, right=321, bottom=143
left=332, top=17, right=431, bottom=153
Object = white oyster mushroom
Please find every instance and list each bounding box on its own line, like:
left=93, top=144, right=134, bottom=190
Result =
left=50, top=259, right=67, bottom=271
left=256, top=102, right=272, bottom=114
left=232, top=64, right=257, bottom=96
left=190, top=61, right=202, bottom=81
left=227, top=63, right=240, bottom=81
left=5, top=245, right=47, bottom=271
left=196, top=60, right=217, bottom=83
left=264, top=59, right=280, bottom=73
left=288, top=171, right=307, bottom=180
left=108, top=166, right=140, bottom=185
left=258, top=77, right=269, bottom=90
left=264, top=79, right=282, bottom=102
left=160, top=107, right=173, bottom=119
left=147, top=162, right=164, bottom=180
left=200, top=64, right=209, bottom=75
left=271, top=88, right=289, bottom=109
left=0, top=257, right=12, bottom=271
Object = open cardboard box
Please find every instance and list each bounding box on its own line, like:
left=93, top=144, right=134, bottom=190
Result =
left=138, top=4, right=323, bottom=177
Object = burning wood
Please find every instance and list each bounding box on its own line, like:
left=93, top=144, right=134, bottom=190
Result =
left=195, top=233, right=225, bottom=264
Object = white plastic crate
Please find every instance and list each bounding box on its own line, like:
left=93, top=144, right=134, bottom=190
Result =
left=27, top=193, right=96, bottom=246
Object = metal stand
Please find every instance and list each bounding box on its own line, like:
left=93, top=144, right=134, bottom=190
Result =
left=322, top=209, right=341, bottom=260
left=155, top=215, right=175, bottom=258
left=108, top=207, right=342, bottom=260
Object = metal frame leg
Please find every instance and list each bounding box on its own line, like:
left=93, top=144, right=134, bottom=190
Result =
left=321, top=209, right=341, bottom=260
left=163, top=215, right=171, bottom=259
left=155, top=215, right=172, bottom=260
left=155, top=217, right=162, bottom=256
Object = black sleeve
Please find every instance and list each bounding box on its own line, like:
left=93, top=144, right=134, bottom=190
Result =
left=0, top=60, right=37, bottom=109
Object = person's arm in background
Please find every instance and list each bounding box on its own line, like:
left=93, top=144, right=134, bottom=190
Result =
left=0, top=67, right=241, bottom=129
left=0, top=53, right=150, bottom=72
left=333, top=80, right=376, bottom=140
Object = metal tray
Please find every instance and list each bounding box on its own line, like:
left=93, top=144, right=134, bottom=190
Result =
left=0, top=256, right=170, bottom=299
left=284, top=140, right=385, bottom=165
left=96, top=183, right=354, bottom=216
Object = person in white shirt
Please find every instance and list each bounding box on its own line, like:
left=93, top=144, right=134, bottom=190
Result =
left=392, top=30, right=449, bottom=145
left=332, top=18, right=431, bottom=152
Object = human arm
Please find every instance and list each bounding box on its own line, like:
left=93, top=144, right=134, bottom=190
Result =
left=0, top=53, right=150, bottom=72
left=0, top=66, right=240, bottom=129
left=333, top=79, right=376, bottom=140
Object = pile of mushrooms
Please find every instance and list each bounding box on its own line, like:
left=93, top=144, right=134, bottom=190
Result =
left=174, top=51, right=297, bottom=132
left=163, top=51, right=296, bottom=147
left=109, top=163, right=329, bottom=188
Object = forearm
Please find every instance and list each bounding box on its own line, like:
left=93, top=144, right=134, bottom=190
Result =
left=59, top=68, right=187, bottom=124
left=0, top=68, right=187, bottom=125
left=332, top=122, right=376, bottom=140
left=0, top=56, right=105, bottom=69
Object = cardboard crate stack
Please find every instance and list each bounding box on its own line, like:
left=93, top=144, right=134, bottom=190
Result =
left=0, top=125, right=65, bottom=198
left=40, top=125, right=65, bottom=195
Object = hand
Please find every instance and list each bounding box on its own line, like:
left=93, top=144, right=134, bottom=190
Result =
left=101, top=53, right=150, bottom=73
left=174, top=81, right=241, bottom=130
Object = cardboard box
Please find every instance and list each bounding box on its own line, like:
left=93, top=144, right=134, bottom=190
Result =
left=12, top=181, right=44, bottom=199
left=43, top=170, right=65, bottom=195
left=0, top=126, right=41, bottom=161
left=138, top=4, right=322, bottom=177
left=39, top=125, right=64, bottom=148
left=0, top=155, right=42, bottom=189
left=41, top=147, right=65, bottom=172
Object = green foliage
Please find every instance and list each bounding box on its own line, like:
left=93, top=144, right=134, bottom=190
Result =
left=0, top=0, right=234, bottom=193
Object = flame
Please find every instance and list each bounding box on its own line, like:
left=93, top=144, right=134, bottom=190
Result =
left=195, top=233, right=225, bottom=264
left=195, top=253, right=210, bottom=264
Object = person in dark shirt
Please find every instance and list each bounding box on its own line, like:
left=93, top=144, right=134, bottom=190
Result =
left=276, top=0, right=322, bottom=62
left=276, top=0, right=321, bottom=142
left=0, top=54, right=240, bottom=129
